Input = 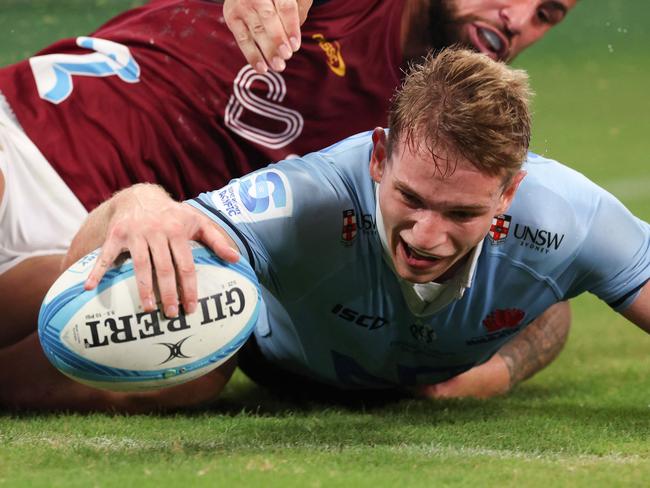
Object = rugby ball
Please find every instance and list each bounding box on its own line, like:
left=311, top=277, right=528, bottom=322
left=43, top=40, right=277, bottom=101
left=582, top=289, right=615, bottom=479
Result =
left=38, top=241, right=260, bottom=392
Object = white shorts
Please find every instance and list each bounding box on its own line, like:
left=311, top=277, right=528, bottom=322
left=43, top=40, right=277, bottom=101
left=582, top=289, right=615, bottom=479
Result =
left=0, top=94, right=87, bottom=274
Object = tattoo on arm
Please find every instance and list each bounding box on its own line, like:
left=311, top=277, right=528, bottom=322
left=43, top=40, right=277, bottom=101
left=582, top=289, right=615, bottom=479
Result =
left=497, top=301, right=571, bottom=389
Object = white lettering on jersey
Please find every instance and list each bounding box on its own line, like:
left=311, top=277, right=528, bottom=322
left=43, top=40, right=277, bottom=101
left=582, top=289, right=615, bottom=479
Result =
left=29, top=37, right=141, bottom=105
left=225, top=66, right=304, bottom=149
left=211, top=169, right=293, bottom=223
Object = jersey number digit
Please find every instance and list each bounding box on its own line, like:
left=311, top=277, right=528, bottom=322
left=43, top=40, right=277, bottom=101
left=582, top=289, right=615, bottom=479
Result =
left=225, top=66, right=304, bottom=149
left=29, top=37, right=141, bottom=105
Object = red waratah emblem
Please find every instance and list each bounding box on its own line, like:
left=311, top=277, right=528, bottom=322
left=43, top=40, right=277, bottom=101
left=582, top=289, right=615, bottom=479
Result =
left=482, top=308, right=525, bottom=332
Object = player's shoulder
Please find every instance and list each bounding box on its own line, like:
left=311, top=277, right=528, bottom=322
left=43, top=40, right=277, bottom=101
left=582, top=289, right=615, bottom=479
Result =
left=485, top=153, right=611, bottom=267
left=514, top=152, right=611, bottom=223
left=193, top=132, right=376, bottom=225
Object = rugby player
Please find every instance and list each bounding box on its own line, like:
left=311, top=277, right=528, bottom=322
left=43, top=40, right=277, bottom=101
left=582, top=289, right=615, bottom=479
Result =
left=25, top=49, right=650, bottom=412
left=224, top=0, right=575, bottom=72
left=0, top=0, right=577, bottom=408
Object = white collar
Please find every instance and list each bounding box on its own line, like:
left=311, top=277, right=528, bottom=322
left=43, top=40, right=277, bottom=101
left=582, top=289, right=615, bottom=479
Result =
left=375, top=184, right=483, bottom=317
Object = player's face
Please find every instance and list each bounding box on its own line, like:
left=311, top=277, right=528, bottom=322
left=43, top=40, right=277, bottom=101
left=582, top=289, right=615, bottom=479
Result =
left=370, top=129, right=524, bottom=284
left=440, top=0, right=577, bottom=61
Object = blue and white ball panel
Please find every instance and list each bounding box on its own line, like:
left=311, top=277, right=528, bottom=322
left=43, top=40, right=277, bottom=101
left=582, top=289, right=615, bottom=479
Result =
left=38, top=242, right=260, bottom=391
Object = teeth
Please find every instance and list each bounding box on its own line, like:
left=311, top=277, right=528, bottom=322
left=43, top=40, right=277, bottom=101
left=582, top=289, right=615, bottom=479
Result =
left=480, top=28, right=503, bottom=52
left=409, top=246, right=437, bottom=260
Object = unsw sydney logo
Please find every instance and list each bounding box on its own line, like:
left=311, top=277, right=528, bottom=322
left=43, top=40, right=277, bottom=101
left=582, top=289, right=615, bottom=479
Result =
left=488, top=214, right=565, bottom=254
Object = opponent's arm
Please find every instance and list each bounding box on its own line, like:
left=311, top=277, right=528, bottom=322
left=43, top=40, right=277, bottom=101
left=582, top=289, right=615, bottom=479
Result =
left=419, top=301, right=571, bottom=399
left=621, top=281, right=650, bottom=334
left=64, top=183, right=239, bottom=318
left=223, top=0, right=313, bottom=73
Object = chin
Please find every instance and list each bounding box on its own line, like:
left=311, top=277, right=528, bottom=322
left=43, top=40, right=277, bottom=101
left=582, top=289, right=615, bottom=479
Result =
left=395, top=265, right=440, bottom=284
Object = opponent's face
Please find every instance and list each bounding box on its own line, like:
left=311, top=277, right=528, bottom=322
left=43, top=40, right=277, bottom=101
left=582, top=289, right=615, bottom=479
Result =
left=441, top=0, right=577, bottom=61
left=369, top=129, right=523, bottom=284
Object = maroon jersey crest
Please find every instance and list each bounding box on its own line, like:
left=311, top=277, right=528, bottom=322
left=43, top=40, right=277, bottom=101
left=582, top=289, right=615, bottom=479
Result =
left=488, top=214, right=512, bottom=244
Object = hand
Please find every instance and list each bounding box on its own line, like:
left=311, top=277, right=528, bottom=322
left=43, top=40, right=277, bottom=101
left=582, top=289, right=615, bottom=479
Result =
left=416, top=354, right=511, bottom=399
left=79, top=184, right=239, bottom=318
left=223, top=0, right=313, bottom=73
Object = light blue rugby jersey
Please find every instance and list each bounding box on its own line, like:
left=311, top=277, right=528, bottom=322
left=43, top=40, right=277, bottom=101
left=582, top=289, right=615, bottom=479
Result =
left=188, top=131, right=650, bottom=389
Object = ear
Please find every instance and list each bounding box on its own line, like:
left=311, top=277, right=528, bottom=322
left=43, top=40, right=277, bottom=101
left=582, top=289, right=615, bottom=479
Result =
left=369, top=127, right=388, bottom=184
left=495, top=170, right=526, bottom=215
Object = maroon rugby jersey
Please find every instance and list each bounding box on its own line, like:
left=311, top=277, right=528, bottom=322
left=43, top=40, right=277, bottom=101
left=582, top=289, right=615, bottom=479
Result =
left=0, top=0, right=404, bottom=210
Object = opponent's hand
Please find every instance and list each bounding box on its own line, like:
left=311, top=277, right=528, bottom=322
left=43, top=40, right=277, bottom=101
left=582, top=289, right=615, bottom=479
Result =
left=223, top=0, right=312, bottom=73
left=416, top=354, right=511, bottom=399
left=81, top=184, right=239, bottom=318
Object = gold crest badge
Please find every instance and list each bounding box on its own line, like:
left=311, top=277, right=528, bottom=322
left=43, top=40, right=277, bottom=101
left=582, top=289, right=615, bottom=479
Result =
left=312, top=33, right=346, bottom=77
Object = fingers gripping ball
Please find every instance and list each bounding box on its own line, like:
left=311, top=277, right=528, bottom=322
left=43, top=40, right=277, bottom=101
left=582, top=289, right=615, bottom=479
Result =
left=38, top=242, right=260, bottom=391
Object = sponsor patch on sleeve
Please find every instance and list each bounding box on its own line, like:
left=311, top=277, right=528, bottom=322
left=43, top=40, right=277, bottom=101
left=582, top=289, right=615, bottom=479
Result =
left=210, top=169, right=293, bottom=223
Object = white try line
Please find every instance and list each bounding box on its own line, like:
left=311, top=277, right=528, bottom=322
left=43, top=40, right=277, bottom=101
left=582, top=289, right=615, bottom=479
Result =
left=1, top=434, right=644, bottom=466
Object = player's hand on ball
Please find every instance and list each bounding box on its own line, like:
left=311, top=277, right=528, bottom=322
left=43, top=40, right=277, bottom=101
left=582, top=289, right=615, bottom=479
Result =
left=72, top=184, right=239, bottom=318
left=223, top=0, right=312, bottom=73
left=416, top=354, right=511, bottom=399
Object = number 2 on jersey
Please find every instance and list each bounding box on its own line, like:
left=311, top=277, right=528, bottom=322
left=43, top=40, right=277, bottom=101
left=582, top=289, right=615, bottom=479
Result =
left=29, top=37, right=140, bottom=105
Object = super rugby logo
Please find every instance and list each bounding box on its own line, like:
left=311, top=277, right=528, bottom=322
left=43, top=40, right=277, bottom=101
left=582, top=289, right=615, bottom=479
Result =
left=212, top=169, right=293, bottom=223
left=225, top=66, right=304, bottom=149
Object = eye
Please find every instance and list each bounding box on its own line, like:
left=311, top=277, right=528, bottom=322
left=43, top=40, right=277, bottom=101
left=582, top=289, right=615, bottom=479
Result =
left=399, top=189, right=422, bottom=208
left=537, top=3, right=566, bottom=25
left=447, top=210, right=479, bottom=222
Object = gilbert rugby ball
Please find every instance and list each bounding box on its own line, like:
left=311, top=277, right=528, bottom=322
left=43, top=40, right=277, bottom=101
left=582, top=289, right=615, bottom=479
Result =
left=38, top=241, right=260, bottom=391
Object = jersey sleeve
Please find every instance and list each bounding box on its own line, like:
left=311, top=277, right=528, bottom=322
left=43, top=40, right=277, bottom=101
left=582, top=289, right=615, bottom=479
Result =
left=571, top=189, right=650, bottom=311
left=186, top=151, right=364, bottom=300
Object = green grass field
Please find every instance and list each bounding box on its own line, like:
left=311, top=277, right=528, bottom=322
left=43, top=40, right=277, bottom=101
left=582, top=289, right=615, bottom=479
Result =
left=1, top=1, right=649, bottom=486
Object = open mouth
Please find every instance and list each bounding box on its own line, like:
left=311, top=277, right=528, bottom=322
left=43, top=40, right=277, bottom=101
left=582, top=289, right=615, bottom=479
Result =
left=467, top=22, right=509, bottom=60
left=399, top=238, right=441, bottom=270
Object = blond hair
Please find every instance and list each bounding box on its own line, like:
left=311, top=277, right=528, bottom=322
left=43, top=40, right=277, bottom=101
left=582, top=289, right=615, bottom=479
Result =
left=387, top=48, right=532, bottom=181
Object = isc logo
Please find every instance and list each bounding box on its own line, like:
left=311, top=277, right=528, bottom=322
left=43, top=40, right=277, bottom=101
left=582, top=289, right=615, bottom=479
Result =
left=331, top=304, right=389, bottom=331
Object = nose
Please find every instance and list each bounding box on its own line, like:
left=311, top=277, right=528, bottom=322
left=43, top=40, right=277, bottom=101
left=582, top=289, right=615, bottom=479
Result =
left=499, top=2, right=538, bottom=35
left=409, top=211, right=448, bottom=251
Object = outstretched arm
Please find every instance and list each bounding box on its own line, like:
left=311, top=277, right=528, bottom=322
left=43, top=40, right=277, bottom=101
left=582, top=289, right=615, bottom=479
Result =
left=419, top=300, right=571, bottom=399
left=64, top=183, right=239, bottom=318
left=621, top=281, right=650, bottom=334
left=223, top=0, right=313, bottom=73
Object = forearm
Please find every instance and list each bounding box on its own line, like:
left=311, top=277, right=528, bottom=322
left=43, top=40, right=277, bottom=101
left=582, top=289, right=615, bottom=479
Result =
left=497, top=300, right=571, bottom=389
left=63, top=183, right=170, bottom=269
